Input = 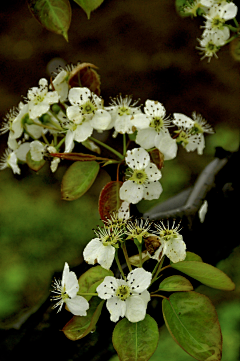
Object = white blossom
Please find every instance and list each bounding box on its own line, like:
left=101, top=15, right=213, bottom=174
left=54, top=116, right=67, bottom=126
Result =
left=27, top=78, right=59, bottom=119
left=203, top=2, right=238, bottom=31
left=30, top=140, right=45, bottom=161
left=120, top=147, right=162, bottom=204
left=52, top=69, right=70, bottom=102
left=96, top=268, right=152, bottom=322
left=0, top=148, right=21, bottom=174
left=132, top=100, right=177, bottom=160
left=83, top=225, right=124, bottom=270
left=106, top=95, right=142, bottom=137
left=149, top=221, right=186, bottom=263
left=51, top=262, right=89, bottom=316
left=64, top=87, right=111, bottom=152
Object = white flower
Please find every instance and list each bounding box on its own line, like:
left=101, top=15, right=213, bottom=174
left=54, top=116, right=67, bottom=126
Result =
left=203, top=2, right=238, bottom=31
left=132, top=100, right=177, bottom=160
left=27, top=78, right=59, bottom=119
left=51, top=262, right=89, bottom=316
left=149, top=221, right=186, bottom=263
left=47, top=146, right=61, bottom=172
left=173, top=112, right=214, bottom=154
left=83, top=225, right=124, bottom=270
left=106, top=95, right=142, bottom=137
left=96, top=268, right=152, bottom=322
left=119, top=147, right=162, bottom=204
left=64, top=87, right=111, bottom=152
left=126, top=218, right=151, bottom=243
left=0, top=148, right=21, bottom=174
left=30, top=140, right=45, bottom=161
left=52, top=69, right=69, bottom=102
left=199, top=200, right=208, bottom=222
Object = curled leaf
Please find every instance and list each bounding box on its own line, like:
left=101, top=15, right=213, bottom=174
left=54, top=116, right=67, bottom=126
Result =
left=69, top=63, right=101, bottom=96
left=98, top=181, right=123, bottom=221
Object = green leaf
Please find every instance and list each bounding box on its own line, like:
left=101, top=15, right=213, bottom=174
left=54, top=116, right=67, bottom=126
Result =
left=162, top=291, right=222, bottom=361
left=112, top=314, right=159, bottom=361
left=74, top=0, right=104, bottom=19
left=63, top=297, right=104, bottom=340
left=78, top=266, right=113, bottom=301
left=28, top=0, right=71, bottom=41
left=26, top=150, right=46, bottom=171
left=159, top=275, right=193, bottom=292
left=61, top=160, right=100, bottom=201
left=172, top=261, right=235, bottom=290
left=184, top=251, right=203, bottom=262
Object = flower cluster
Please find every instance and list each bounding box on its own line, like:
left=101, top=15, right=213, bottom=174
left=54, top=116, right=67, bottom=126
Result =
left=51, top=218, right=186, bottom=323
left=180, top=1, right=238, bottom=61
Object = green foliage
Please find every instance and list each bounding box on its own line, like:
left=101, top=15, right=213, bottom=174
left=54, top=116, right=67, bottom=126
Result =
left=61, top=160, right=100, bottom=200
left=78, top=266, right=114, bottom=301
left=112, top=315, right=159, bottom=361
left=172, top=261, right=235, bottom=291
left=159, top=275, right=193, bottom=292
left=162, top=292, right=222, bottom=361
left=28, top=0, right=72, bottom=41
left=74, top=0, right=104, bottom=19
left=63, top=297, right=105, bottom=340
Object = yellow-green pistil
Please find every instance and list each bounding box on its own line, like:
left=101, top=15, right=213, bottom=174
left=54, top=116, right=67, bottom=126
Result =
left=116, top=285, right=131, bottom=300
left=129, top=169, right=148, bottom=184
left=159, top=229, right=178, bottom=241
left=118, top=106, right=131, bottom=116
left=81, top=100, right=97, bottom=114
left=150, top=117, right=164, bottom=132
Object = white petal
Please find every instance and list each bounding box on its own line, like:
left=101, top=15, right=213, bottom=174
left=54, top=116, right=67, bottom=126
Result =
left=199, top=200, right=208, bottom=223
left=164, top=236, right=186, bottom=263
left=106, top=297, right=126, bottom=322
left=154, top=131, right=178, bottom=160
left=221, top=3, right=238, bottom=21
left=29, top=102, right=50, bottom=119
left=66, top=295, right=89, bottom=316
left=68, top=87, right=91, bottom=105
left=145, top=162, right=162, bottom=181
left=65, top=130, right=75, bottom=153
left=119, top=180, right=144, bottom=204
left=90, top=109, right=112, bottom=130
left=131, top=113, right=150, bottom=129
left=173, top=113, right=194, bottom=128
left=26, top=124, right=43, bottom=139
left=125, top=294, right=148, bottom=322
left=143, top=181, right=163, bottom=201
left=83, top=238, right=115, bottom=270
left=53, top=70, right=69, bottom=102
left=135, top=128, right=156, bottom=149
left=114, top=115, right=134, bottom=134
left=30, top=140, right=44, bottom=161
left=125, top=147, right=150, bottom=170
left=66, top=105, right=83, bottom=123
left=45, top=91, right=59, bottom=105
left=127, top=268, right=152, bottom=293
left=74, top=122, right=93, bottom=142
left=8, top=152, right=20, bottom=174
left=96, top=276, right=119, bottom=299
left=15, top=143, right=30, bottom=161
left=144, top=100, right=166, bottom=118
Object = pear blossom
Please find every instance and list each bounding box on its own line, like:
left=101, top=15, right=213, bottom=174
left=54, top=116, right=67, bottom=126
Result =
left=27, top=78, right=59, bottom=120
left=30, top=140, right=45, bottom=161
left=64, top=87, right=111, bottom=152
left=96, top=268, right=152, bottom=322
left=126, top=218, right=151, bottom=243
left=146, top=221, right=186, bottom=263
left=83, top=224, right=124, bottom=270
left=106, top=95, right=142, bottom=137
left=203, top=2, right=238, bottom=31
left=132, top=100, right=177, bottom=160
left=0, top=148, right=21, bottom=174
left=173, top=112, right=214, bottom=154
left=51, top=262, right=89, bottom=316
left=119, top=147, right=162, bottom=204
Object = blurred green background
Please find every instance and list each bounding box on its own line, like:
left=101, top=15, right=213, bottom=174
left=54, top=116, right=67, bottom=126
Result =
left=0, top=0, right=240, bottom=359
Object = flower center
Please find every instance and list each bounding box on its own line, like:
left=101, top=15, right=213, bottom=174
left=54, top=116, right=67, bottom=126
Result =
left=81, top=101, right=97, bottom=114
left=150, top=117, right=164, bottom=132
left=116, top=285, right=130, bottom=300
left=205, top=41, right=219, bottom=55
left=211, top=16, right=225, bottom=30
left=130, top=169, right=148, bottom=184
left=176, top=131, right=189, bottom=145
left=190, top=122, right=203, bottom=134
left=118, top=106, right=131, bottom=116
left=160, top=229, right=178, bottom=241
left=102, top=234, right=119, bottom=247
left=61, top=285, right=69, bottom=301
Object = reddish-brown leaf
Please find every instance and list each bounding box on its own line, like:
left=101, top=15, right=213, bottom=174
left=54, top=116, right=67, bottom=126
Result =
left=98, top=181, right=123, bottom=221
left=69, top=62, right=101, bottom=96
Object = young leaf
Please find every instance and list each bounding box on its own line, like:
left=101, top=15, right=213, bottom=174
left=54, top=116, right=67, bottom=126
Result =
left=159, top=275, right=193, bottom=292
left=172, top=261, right=235, bottom=291
left=184, top=251, right=203, bottom=262
left=74, top=0, right=104, bottom=19
left=26, top=150, right=46, bottom=171
left=78, top=265, right=113, bottom=301
left=162, top=291, right=222, bottom=361
left=63, top=297, right=104, bottom=341
left=69, top=63, right=101, bottom=96
left=61, top=160, right=99, bottom=200
left=28, top=0, right=71, bottom=41
left=112, top=315, right=159, bottom=361
left=98, top=181, right=123, bottom=221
